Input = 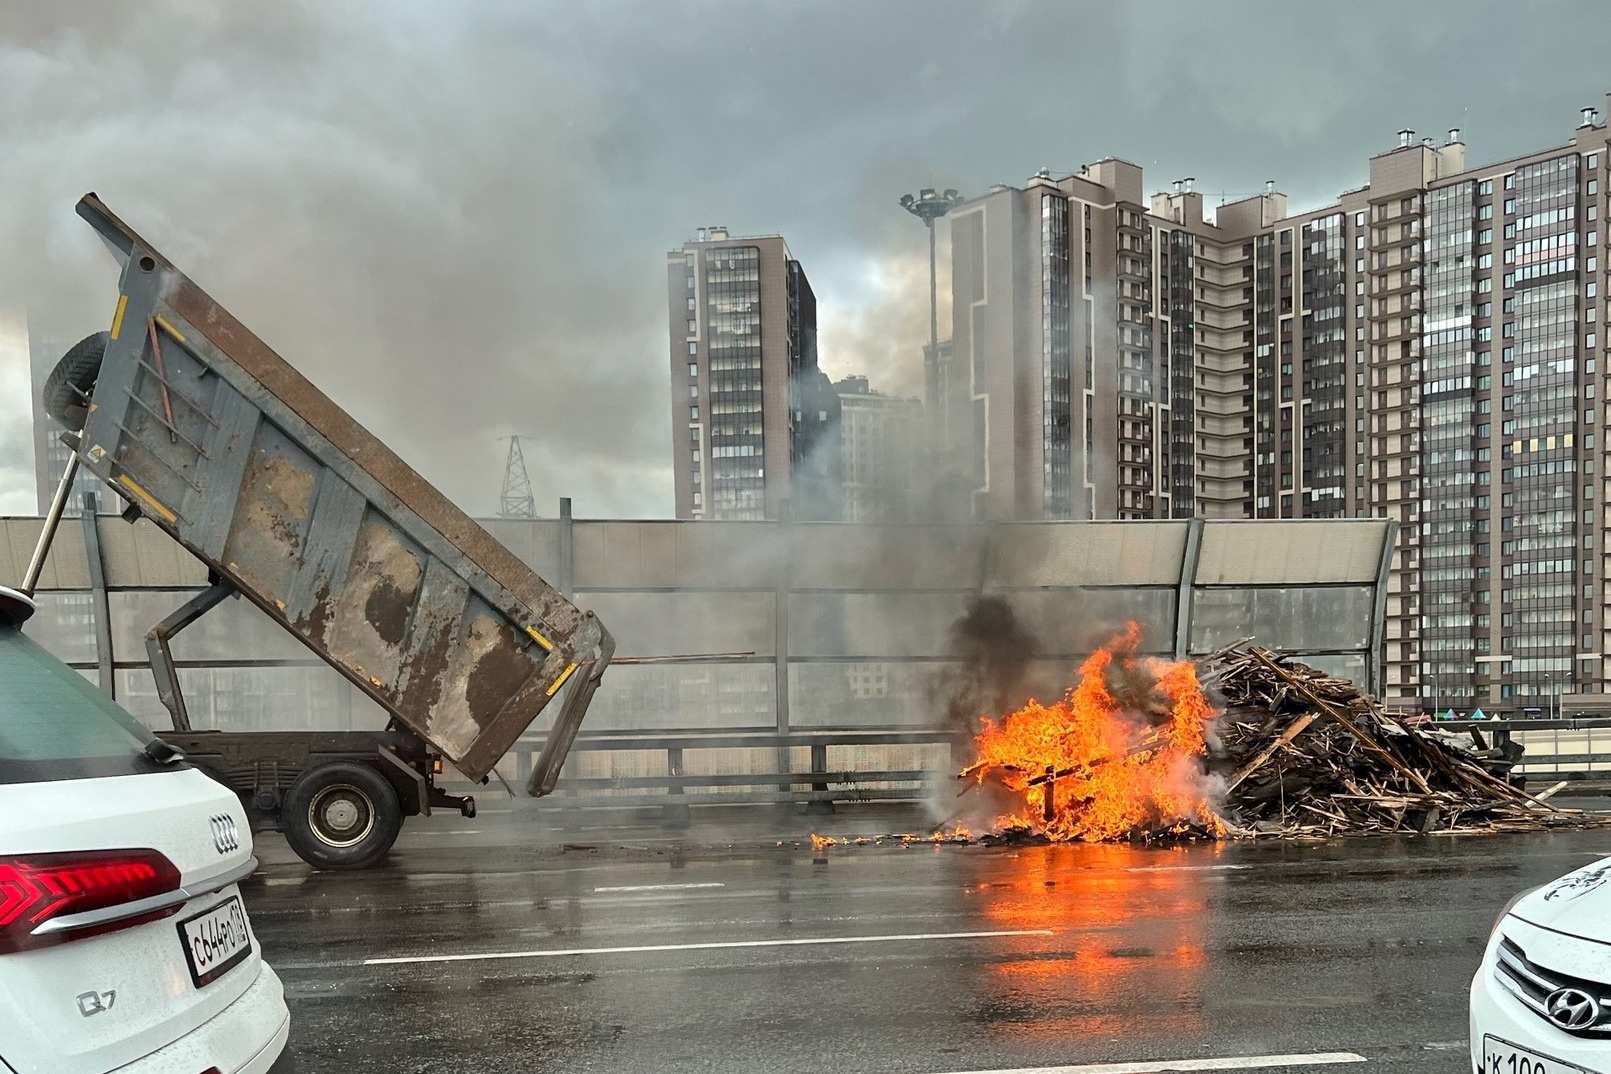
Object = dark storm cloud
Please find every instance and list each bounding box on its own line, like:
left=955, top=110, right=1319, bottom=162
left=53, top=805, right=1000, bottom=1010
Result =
left=2, top=0, right=1606, bottom=516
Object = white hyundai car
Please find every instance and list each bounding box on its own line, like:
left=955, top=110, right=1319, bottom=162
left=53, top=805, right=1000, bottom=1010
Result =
left=1474, top=855, right=1611, bottom=1074
left=0, top=584, right=291, bottom=1074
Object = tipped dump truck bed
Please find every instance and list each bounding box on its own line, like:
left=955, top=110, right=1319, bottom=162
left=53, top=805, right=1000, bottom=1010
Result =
left=57, top=194, right=612, bottom=791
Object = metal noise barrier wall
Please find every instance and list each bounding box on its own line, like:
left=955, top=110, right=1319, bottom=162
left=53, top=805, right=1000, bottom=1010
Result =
left=1, top=515, right=1395, bottom=794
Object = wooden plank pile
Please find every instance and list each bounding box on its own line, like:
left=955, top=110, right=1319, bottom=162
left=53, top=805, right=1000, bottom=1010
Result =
left=1202, top=644, right=1601, bottom=836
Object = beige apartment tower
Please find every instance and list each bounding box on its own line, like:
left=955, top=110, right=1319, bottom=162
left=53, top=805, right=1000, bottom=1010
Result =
left=947, top=97, right=1611, bottom=711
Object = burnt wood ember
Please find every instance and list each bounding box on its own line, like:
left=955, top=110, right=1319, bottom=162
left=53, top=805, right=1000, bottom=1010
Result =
left=1200, top=643, right=1607, bottom=837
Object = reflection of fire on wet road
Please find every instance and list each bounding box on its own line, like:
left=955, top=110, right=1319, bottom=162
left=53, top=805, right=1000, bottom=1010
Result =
left=963, top=622, right=1224, bottom=843
left=969, top=845, right=1214, bottom=1040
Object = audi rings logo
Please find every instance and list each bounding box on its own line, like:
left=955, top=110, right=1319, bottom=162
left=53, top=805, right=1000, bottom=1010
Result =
left=1546, top=987, right=1601, bottom=1030
left=210, top=814, right=240, bottom=856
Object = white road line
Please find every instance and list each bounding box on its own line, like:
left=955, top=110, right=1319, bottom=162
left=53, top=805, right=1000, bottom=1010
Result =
left=593, top=882, right=726, bottom=893
left=362, top=928, right=1053, bottom=966
left=1124, top=864, right=1254, bottom=874
left=925, top=1051, right=1367, bottom=1074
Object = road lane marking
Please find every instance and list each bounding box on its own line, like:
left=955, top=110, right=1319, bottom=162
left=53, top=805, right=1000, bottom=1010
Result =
left=925, top=1051, right=1366, bottom=1074
left=593, top=882, right=726, bottom=892
left=362, top=928, right=1054, bottom=966
left=1124, top=864, right=1253, bottom=873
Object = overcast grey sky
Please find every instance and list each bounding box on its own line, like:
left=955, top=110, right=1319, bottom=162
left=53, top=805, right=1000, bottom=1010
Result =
left=2, top=0, right=1608, bottom=517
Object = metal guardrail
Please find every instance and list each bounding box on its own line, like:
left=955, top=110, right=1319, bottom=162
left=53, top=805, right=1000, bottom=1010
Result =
left=489, top=717, right=1611, bottom=824
left=493, top=730, right=966, bottom=820
left=1422, top=718, right=1611, bottom=784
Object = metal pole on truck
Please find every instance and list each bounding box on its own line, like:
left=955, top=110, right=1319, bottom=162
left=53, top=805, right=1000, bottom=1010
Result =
left=21, top=453, right=81, bottom=595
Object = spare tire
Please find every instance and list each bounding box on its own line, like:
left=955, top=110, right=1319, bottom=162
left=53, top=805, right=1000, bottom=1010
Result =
left=42, top=332, right=108, bottom=430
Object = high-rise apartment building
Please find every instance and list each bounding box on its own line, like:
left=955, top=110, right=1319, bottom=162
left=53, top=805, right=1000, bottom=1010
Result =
left=667, top=229, right=840, bottom=520
left=834, top=375, right=922, bottom=522
left=946, top=97, right=1611, bottom=710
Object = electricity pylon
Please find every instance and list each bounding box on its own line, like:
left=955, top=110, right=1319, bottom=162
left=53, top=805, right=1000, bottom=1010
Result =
left=500, top=436, right=536, bottom=518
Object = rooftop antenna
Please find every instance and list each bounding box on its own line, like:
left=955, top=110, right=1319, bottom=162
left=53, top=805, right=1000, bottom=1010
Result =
left=500, top=436, right=536, bottom=518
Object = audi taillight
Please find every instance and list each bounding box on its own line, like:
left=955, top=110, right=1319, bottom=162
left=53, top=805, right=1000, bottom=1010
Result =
left=0, top=849, right=182, bottom=954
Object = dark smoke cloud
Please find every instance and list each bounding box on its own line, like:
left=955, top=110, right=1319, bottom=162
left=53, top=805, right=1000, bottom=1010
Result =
left=2, top=1, right=1606, bottom=517
left=936, top=595, right=1037, bottom=735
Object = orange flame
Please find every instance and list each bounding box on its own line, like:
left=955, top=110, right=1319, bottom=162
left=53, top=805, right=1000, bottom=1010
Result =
left=967, top=622, right=1224, bottom=842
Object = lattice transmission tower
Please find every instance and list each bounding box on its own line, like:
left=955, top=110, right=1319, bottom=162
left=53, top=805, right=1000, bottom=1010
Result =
left=499, top=436, right=536, bottom=518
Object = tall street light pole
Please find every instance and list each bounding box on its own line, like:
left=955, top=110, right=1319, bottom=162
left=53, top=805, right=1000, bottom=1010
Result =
left=900, top=188, right=962, bottom=437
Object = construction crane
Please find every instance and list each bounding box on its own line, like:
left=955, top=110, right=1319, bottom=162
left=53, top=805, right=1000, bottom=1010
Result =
left=500, top=435, right=536, bottom=518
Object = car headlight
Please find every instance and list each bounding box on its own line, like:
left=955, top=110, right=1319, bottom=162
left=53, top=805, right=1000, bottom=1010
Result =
left=1490, top=886, right=1541, bottom=941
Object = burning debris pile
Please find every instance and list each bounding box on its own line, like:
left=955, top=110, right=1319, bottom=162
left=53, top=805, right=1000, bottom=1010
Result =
left=958, top=623, right=1224, bottom=843
left=943, top=623, right=1600, bottom=844
left=1203, top=645, right=1593, bottom=836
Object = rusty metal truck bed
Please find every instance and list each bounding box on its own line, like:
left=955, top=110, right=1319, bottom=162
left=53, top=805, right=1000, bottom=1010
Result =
left=54, top=194, right=612, bottom=794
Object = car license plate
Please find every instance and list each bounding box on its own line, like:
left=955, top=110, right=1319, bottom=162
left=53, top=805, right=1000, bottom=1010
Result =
left=1483, top=1035, right=1591, bottom=1074
left=176, top=896, right=252, bottom=988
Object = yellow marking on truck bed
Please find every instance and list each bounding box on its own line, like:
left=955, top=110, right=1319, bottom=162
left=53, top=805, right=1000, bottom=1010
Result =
left=110, top=295, right=129, bottom=340
left=546, top=663, right=578, bottom=697
left=525, top=626, right=554, bottom=650
left=154, top=315, right=186, bottom=342
left=117, top=475, right=176, bottom=522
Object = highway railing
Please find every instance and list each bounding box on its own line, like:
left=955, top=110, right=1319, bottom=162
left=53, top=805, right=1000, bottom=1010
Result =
left=496, top=729, right=966, bottom=821
left=1424, top=717, right=1611, bottom=783
left=480, top=717, right=1611, bottom=825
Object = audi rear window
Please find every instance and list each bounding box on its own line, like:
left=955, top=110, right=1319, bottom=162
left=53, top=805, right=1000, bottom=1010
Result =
left=0, top=625, right=167, bottom=783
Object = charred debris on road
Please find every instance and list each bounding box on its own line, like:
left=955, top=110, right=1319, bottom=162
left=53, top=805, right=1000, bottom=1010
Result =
left=1202, top=644, right=1595, bottom=838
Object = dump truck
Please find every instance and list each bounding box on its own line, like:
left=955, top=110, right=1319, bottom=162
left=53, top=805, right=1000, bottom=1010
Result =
left=22, top=194, right=614, bottom=870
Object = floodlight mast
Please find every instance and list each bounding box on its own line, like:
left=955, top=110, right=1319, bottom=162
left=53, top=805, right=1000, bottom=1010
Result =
left=900, top=188, right=963, bottom=432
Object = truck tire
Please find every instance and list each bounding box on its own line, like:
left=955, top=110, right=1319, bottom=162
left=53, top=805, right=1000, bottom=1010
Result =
left=281, top=762, right=403, bottom=870
left=42, top=332, right=108, bottom=430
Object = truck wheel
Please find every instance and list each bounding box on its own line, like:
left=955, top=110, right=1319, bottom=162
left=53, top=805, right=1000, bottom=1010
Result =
left=282, top=762, right=403, bottom=870
left=42, top=332, right=108, bottom=430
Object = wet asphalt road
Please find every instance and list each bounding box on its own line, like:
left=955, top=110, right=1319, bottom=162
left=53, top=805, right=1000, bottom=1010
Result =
left=239, top=804, right=1611, bottom=1074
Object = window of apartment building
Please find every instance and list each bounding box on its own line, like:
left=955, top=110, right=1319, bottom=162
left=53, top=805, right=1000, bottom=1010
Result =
left=1590, top=180, right=1600, bottom=196
left=1478, top=229, right=1492, bottom=244
left=1479, top=204, right=1494, bottom=221
left=688, top=341, right=698, bottom=353
left=688, top=363, right=698, bottom=377
left=1479, top=179, right=1494, bottom=195
left=689, top=405, right=699, bottom=420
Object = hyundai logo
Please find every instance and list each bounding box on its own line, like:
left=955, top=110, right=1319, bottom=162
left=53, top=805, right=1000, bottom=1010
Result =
left=210, top=814, right=240, bottom=856
left=1546, top=987, right=1601, bottom=1030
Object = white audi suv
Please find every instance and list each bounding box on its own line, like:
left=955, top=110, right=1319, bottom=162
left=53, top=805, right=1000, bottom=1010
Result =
left=0, top=584, right=291, bottom=1074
